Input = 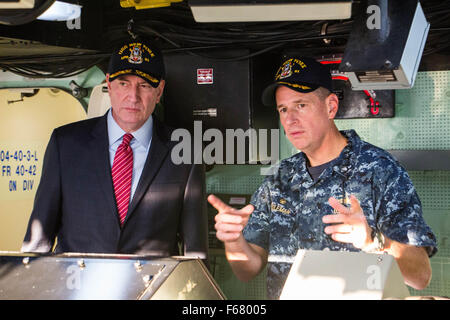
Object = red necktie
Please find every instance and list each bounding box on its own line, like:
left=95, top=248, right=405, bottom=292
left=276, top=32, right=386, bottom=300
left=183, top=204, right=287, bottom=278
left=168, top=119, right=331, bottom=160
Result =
left=112, top=133, right=134, bottom=226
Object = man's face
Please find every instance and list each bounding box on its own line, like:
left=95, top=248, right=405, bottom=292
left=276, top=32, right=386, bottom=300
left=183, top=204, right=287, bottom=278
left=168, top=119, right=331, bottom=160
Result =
left=106, top=74, right=165, bottom=132
left=276, top=86, right=335, bottom=154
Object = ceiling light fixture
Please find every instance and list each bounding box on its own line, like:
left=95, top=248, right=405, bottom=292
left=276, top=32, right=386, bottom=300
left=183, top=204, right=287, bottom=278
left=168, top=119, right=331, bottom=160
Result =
left=188, top=0, right=353, bottom=23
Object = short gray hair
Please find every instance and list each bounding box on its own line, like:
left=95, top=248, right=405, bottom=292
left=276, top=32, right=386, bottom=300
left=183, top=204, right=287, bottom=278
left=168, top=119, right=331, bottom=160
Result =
left=313, top=87, right=332, bottom=101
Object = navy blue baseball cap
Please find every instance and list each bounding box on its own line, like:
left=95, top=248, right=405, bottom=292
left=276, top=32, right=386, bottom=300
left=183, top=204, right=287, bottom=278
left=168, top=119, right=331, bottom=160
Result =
left=262, top=57, right=333, bottom=106
left=107, top=39, right=165, bottom=88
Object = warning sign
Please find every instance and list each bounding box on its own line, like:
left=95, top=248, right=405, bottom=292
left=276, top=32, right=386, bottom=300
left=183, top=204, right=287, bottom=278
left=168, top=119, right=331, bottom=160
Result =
left=197, top=69, right=213, bottom=84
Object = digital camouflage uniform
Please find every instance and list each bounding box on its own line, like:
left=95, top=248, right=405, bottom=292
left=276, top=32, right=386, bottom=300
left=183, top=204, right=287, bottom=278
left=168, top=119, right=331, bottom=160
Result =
left=243, top=130, right=437, bottom=299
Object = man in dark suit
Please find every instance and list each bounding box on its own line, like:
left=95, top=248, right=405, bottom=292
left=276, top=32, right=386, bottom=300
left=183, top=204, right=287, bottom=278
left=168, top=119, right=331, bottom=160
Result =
left=22, top=39, right=208, bottom=259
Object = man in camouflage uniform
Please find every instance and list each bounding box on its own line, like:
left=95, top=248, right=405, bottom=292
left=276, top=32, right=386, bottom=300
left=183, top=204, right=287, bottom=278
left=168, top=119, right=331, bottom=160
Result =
left=208, top=57, right=437, bottom=299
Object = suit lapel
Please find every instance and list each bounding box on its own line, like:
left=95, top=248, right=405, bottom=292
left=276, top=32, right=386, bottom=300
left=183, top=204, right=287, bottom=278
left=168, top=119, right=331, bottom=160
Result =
left=125, top=118, right=170, bottom=221
left=88, top=114, right=120, bottom=225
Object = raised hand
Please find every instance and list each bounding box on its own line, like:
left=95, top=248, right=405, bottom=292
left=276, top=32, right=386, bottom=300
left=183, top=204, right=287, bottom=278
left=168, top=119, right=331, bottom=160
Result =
left=208, top=194, right=254, bottom=243
left=322, top=195, right=373, bottom=250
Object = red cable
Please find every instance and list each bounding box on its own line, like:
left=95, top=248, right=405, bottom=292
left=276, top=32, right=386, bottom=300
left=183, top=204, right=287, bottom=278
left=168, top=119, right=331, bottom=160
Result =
left=320, top=60, right=342, bottom=65
left=328, top=66, right=381, bottom=115
left=332, top=75, right=349, bottom=81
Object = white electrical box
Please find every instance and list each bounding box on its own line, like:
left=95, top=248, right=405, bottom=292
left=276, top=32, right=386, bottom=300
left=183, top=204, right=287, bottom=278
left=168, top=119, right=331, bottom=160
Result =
left=341, top=1, right=430, bottom=90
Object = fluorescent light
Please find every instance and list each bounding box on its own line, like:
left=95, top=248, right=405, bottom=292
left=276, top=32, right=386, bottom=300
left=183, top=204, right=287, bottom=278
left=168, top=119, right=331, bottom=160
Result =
left=37, top=1, right=81, bottom=21
left=189, top=1, right=352, bottom=23
left=0, top=0, right=35, bottom=9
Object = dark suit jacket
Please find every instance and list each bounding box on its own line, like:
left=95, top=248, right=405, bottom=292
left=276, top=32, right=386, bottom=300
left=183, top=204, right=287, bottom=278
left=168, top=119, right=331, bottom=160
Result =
left=22, top=113, right=208, bottom=258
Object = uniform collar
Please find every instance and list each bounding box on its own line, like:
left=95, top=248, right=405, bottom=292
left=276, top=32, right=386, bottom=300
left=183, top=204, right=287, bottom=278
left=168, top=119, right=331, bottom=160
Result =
left=331, top=129, right=361, bottom=177
left=288, top=129, right=361, bottom=191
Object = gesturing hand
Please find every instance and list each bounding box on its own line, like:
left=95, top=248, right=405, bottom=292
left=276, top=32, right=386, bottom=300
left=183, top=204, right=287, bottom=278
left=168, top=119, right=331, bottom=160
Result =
left=322, top=195, right=373, bottom=250
left=208, top=194, right=254, bottom=243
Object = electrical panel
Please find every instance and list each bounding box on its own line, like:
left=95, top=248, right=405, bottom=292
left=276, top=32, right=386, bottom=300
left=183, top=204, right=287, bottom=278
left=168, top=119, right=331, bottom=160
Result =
left=319, top=56, right=395, bottom=119
left=162, top=50, right=279, bottom=165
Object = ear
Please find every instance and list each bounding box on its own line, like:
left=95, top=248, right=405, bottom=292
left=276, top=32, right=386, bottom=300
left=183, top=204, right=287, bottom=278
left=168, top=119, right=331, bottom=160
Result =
left=105, top=74, right=112, bottom=92
left=326, top=93, right=339, bottom=119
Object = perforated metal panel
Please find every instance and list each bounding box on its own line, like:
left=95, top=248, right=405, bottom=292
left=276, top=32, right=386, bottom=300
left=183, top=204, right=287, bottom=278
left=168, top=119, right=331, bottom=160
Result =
left=210, top=255, right=267, bottom=300
left=206, top=165, right=267, bottom=299
left=409, top=257, right=450, bottom=298
left=206, top=165, right=266, bottom=194
left=335, top=71, right=450, bottom=150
